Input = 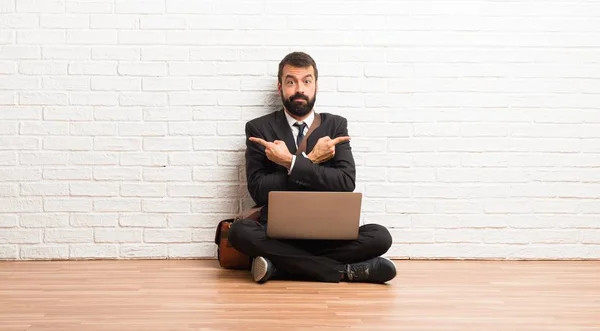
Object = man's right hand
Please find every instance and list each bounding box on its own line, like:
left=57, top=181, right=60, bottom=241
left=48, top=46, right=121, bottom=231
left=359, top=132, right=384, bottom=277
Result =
left=307, top=136, right=351, bottom=164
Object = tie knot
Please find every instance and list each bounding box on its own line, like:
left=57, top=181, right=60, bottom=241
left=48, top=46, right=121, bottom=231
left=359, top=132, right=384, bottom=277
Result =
left=294, top=122, right=306, bottom=129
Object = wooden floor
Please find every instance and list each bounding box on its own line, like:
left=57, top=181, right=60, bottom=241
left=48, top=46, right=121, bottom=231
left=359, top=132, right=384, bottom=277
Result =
left=1, top=260, right=599, bottom=331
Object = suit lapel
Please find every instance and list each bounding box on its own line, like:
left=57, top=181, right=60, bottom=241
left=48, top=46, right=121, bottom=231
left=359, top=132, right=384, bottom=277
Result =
left=269, top=109, right=297, bottom=154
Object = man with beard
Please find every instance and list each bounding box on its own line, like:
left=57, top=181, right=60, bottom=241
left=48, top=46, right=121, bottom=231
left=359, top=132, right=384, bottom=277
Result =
left=227, top=52, right=397, bottom=284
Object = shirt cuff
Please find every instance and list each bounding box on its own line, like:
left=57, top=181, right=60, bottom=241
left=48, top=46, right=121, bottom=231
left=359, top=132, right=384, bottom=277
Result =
left=288, top=155, right=297, bottom=175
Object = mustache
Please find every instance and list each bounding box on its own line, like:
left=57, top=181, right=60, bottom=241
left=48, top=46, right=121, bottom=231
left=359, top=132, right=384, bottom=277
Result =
left=289, top=93, right=309, bottom=102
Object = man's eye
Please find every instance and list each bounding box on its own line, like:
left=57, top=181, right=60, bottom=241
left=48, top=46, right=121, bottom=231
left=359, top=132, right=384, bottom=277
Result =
left=287, top=81, right=294, bottom=85
left=304, top=80, right=312, bottom=84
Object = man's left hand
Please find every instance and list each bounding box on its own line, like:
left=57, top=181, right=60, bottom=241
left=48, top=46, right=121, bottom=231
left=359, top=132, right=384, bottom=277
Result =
left=249, top=137, right=293, bottom=169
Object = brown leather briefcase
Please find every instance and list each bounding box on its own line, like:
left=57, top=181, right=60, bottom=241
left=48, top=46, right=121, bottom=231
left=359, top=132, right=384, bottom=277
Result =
left=214, top=206, right=263, bottom=270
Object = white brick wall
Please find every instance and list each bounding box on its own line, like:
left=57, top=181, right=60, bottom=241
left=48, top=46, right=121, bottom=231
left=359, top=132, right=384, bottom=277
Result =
left=1, top=0, right=599, bottom=260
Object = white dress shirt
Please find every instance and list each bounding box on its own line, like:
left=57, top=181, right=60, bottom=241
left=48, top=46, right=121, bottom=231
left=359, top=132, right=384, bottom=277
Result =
left=283, top=110, right=315, bottom=174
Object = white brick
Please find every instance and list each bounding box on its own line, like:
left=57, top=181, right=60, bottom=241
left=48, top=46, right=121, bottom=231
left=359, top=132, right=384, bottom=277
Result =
left=45, top=198, right=92, bottom=212
left=20, top=121, right=68, bottom=135
left=144, top=229, right=191, bottom=243
left=120, top=152, right=167, bottom=166
left=95, top=229, right=141, bottom=243
left=0, top=215, right=17, bottom=227
left=0, top=168, right=41, bottom=181
left=194, top=108, right=240, bottom=120
left=67, top=30, right=117, bottom=45
left=386, top=200, right=435, bottom=214
left=20, top=214, right=68, bottom=228
left=143, top=77, right=190, bottom=91
left=191, top=200, right=238, bottom=213
left=141, top=46, right=187, bottom=61
left=144, top=108, right=191, bottom=121
left=94, top=137, right=140, bottom=151
left=70, top=183, right=119, bottom=197
left=70, top=122, right=117, bottom=136
left=142, top=199, right=190, bottom=212
left=120, top=183, right=166, bottom=197
left=170, top=92, right=217, bottom=106
left=21, top=246, right=68, bottom=260
left=119, top=31, right=166, bottom=45
left=92, top=47, right=140, bottom=61
left=168, top=63, right=216, bottom=76
left=116, top=0, right=164, bottom=14
left=17, top=30, right=65, bottom=44
left=118, top=63, right=166, bottom=76
left=40, top=15, right=88, bottom=28
left=0, top=153, right=17, bottom=166
left=0, top=229, right=40, bottom=243
left=19, top=61, right=67, bottom=75
left=364, top=154, right=412, bottom=167
left=193, top=137, right=243, bottom=151
left=168, top=215, right=213, bottom=228
left=191, top=48, right=238, bottom=61
left=90, top=15, right=138, bottom=29
left=168, top=243, right=214, bottom=258
left=217, top=152, right=242, bottom=166
left=66, top=1, right=113, bottom=14
left=43, top=168, right=90, bottom=180
left=43, top=47, right=90, bottom=60
left=0, top=107, right=40, bottom=120
left=0, top=76, right=39, bottom=90
left=91, top=77, right=141, bottom=91
left=169, top=122, right=215, bottom=136
left=17, top=0, right=65, bottom=13
left=0, top=245, right=17, bottom=259
left=71, top=213, right=117, bottom=227
left=143, top=168, right=191, bottom=181
left=93, top=198, right=141, bottom=212
left=140, top=16, right=185, bottom=30
left=70, top=152, right=118, bottom=165
left=119, top=214, right=166, bottom=228
left=191, top=229, right=214, bottom=242
left=69, top=244, right=117, bottom=259
left=69, top=62, right=117, bottom=76
left=20, top=92, right=68, bottom=105
left=0, top=92, right=14, bottom=104
left=43, top=137, right=92, bottom=151
left=143, top=137, right=192, bottom=151
left=0, top=46, right=38, bottom=59
left=93, top=167, right=140, bottom=181
left=94, top=108, right=142, bottom=121
left=435, top=201, right=483, bottom=214
left=169, top=184, right=238, bottom=198
left=388, top=169, right=436, bottom=183
left=21, top=183, right=69, bottom=196
left=120, top=93, right=167, bottom=107
left=119, top=245, right=166, bottom=258
left=118, top=123, right=166, bottom=137
left=200, top=78, right=240, bottom=91
left=0, top=137, right=39, bottom=150
left=44, top=107, right=93, bottom=121
left=169, top=152, right=218, bottom=166
left=43, top=77, right=90, bottom=91
left=192, top=167, right=237, bottom=182
left=70, top=92, right=118, bottom=106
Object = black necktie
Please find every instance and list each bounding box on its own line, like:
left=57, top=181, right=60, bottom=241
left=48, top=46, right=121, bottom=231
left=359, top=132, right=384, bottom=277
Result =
left=293, top=122, right=307, bottom=147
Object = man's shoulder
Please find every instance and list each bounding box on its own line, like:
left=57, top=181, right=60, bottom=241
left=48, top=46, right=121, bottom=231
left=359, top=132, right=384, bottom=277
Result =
left=318, top=112, right=348, bottom=126
left=246, top=110, right=279, bottom=128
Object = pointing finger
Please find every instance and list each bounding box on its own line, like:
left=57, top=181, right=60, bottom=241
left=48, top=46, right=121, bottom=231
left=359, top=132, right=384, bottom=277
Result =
left=329, top=136, right=351, bottom=146
left=249, top=137, right=271, bottom=147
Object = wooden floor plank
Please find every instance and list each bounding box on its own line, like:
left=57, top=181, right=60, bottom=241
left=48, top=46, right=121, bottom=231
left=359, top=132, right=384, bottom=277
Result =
left=1, top=260, right=599, bottom=331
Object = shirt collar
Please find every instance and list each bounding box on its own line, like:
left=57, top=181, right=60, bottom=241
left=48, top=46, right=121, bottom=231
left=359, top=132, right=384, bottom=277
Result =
left=284, top=109, right=315, bottom=130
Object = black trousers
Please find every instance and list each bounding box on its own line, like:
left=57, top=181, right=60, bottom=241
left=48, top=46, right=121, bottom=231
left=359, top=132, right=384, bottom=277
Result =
left=228, top=220, right=393, bottom=283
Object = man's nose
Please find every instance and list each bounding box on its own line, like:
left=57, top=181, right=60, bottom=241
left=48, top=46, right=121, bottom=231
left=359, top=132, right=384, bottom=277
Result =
left=295, top=84, right=305, bottom=94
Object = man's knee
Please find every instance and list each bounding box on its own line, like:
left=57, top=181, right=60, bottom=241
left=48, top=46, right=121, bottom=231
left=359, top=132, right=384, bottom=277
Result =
left=227, top=219, right=259, bottom=248
left=364, top=224, right=393, bottom=256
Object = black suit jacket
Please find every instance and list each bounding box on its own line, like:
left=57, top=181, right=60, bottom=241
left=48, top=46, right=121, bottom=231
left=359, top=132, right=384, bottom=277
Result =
left=244, top=109, right=356, bottom=223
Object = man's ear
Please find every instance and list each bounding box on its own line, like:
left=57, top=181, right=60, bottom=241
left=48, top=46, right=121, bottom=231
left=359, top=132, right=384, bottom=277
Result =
left=277, top=82, right=281, bottom=93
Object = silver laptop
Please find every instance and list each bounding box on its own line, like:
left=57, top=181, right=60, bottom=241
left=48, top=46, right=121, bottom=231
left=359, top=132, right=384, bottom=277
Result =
left=266, top=191, right=362, bottom=240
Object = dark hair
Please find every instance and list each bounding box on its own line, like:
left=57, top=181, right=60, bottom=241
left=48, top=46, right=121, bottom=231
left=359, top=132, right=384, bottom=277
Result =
left=277, top=52, right=318, bottom=84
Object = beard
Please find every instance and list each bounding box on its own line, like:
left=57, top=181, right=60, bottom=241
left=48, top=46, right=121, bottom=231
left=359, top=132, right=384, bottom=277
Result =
left=281, top=92, right=316, bottom=117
